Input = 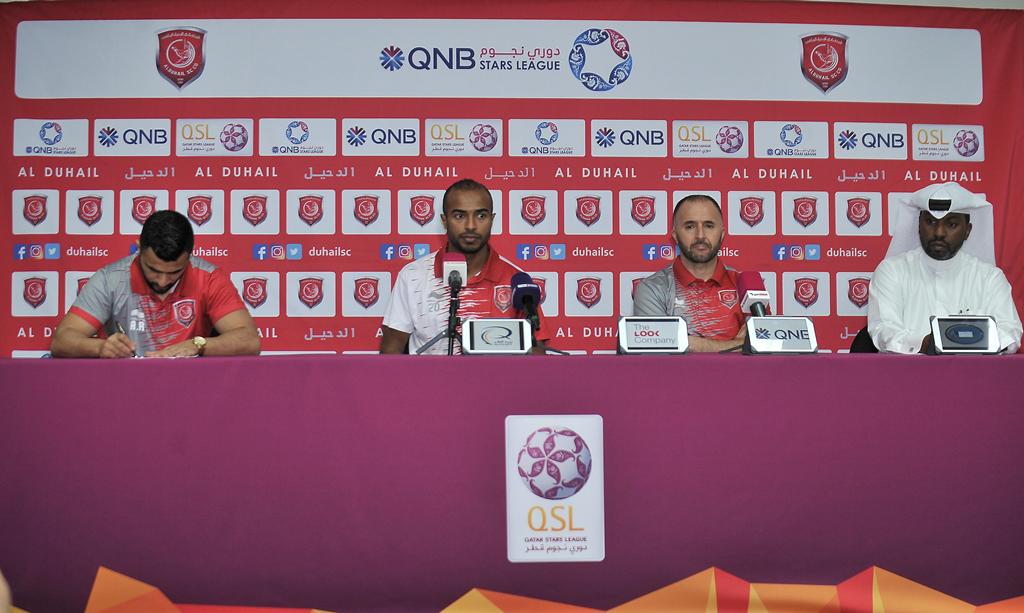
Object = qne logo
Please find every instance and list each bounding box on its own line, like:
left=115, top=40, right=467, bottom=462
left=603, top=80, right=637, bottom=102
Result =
left=253, top=243, right=303, bottom=260
left=380, top=243, right=431, bottom=260
left=516, top=243, right=567, bottom=261
left=642, top=244, right=677, bottom=260
left=13, top=243, right=60, bottom=260
left=380, top=46, right=476, bottom=71
left=771, top=244, right=821, bottom=261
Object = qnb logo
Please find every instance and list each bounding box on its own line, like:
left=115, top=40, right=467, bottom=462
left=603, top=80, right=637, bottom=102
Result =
left=38, top=122, right=63, bottom=146
left=516, top=427, right=592, bottom=500
left=594, top=127, right=616, bottom=148
left=379, top=45, right=475, bottom=71
left=346, top=126, right=367, bottom=147
left=535, top=122, right=559, bottom=145
left=838, top=129, right=857, bottom=150
left=780, top=123, right=803, bottom=147
left=568, top=28, right=632, bottom=92
left=98, top=127, right=119, bottom=147
left=285, top=121, right=310, bottom=145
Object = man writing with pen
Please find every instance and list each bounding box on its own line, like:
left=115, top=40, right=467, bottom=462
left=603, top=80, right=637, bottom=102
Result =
left=50, top=210, right=259, bottom=358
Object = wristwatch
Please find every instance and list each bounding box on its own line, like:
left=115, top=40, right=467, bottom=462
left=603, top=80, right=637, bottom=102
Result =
left=192, top=336, right=207, bottom=356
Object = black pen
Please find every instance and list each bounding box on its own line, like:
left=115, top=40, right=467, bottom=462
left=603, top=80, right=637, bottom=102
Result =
left=115, top=321, right=139, bottom=358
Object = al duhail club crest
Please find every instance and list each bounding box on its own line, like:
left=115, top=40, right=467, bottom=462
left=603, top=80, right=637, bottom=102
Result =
left=576, top=278, right=602, bottom=308
left=848, top=277, right=870, bottom=308
left=173, top=299, right=196, bottom=327
left=353, top=277, right=380, bottom=309
left=631, top=195, right=655, bottom=227
left=846, top=197, right=871, bottom=227
left=493, top=285, right=512, bottom=312
left=187, top=195, right=212, bottom=226
left=353, top=195, right=379, bottom=226
left=242, top=278, right=267, bottom=309
left=23, top=277, right=46, bottom=308
left=23, top=194, right=47, bottom=226
left=132, top=195, right=157, bottom=225
left=298, top=195, right=324, bottom=226
left=801, top=32, right=848, bottom=94
left=157, top=27, right=206, bottom=89
left=793, top=196, right=817, bottom=227
left=740, top=197, right=764, bottom=227
left=409, top=195, right=434, bottom=226
left=794, top=277, right=819, bottom=308
left=575, top=195, right=601, bottom=227
left=242, top=195, right=267, bottom=226
left=299, top=277, right=323, bottom=308
left=718, top=289, right=739, bottom=309
left=77, top=196, right=103, bottom=226
left=521, top=195, right=546, bottom=226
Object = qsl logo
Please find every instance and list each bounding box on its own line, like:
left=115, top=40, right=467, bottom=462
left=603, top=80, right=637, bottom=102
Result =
left=516, top=427, right=592, bottom=500
left=568, top=28, right=632, bottom=92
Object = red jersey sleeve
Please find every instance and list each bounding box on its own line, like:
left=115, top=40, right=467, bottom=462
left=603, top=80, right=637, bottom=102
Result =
left=204, top=267, right=247, bottom=325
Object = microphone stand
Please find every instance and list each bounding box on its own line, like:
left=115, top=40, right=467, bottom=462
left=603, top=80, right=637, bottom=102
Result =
left=446, top=284, right=462, bottom=356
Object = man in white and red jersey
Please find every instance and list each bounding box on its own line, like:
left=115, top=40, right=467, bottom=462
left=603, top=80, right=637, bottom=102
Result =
left=51, top=210, right=260, bottom=358
left=380, top=179, right=551, bottom=355
left=633, top=194, right=749, bottom=352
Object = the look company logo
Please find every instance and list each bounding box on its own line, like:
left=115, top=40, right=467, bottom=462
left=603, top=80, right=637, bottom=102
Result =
left=156, top=27, right=206, bottom=89
left=516, top=427, right=592, bottom=499
left=568, top=28, right=632, bottom=92
left=800, top=32, right=848, bottom=94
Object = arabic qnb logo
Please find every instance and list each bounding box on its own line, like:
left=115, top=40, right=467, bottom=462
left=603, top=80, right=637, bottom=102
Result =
left=346, top=126, right=367, bottom=147
left=535, top=122, right=559, bottom=146
left=516, top=427, right=592, bottom=500
left=380, top=45, right=405, bottom=71
left=780, top=123, right=803, bottom=147
left=568, top=28, right=632, bottom=92
left=838, top=129, right=858, bottom=150
left=38, top=122, right=63, bottom=146
left=595, top=127, right=616, bottom=148
left=286, top=121, right=310, bottom=145
left=98, top=127, right=119, bottom=147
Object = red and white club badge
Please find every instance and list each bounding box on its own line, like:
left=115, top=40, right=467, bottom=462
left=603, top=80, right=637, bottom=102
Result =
left=575, top=195, right=601, bottom=227
left=409, top=195, right=434, bottom=227
left=187, top=195, right=213, bottom=226
left=23, top=194, right=48, bottom=226
left=846, top=197, right=871, bottom=227
left=718, top=289, right=739, bottom=309
left=298, top=277, right=324, bottom=308
left=23, top=277, right=46, bottom=308
left=242, top=195, right=267, bottom=226
left=242, top=277, right=268, bottom=309
left=793, top=196, right=817, bottom=227
left=521, top=195, right=546, bottom=226
left=794, top=277, right=819, bottom=308
left=353, top=195, right=379, bottom=226
left=576, top=278, right=602, bottom=308
left=173, top=299, right=196, bottom=327
left=739, top=196, right=764, bottom=227
left=801, top=32, right=848, bottom=94
left=493, top=285, right=512, bottom=312
left=353, top=277, right=380, bottom=309
left=299, top=195, right=324, bottom=226
left=77, top=195, right=103, bottom=226
left=132, top=195, right=157, bottom=225
left=630, top=195, right=655, bottom=227
left=156, top=27, right=206, bottom=89
left=848, top=277, right=870, bottom=308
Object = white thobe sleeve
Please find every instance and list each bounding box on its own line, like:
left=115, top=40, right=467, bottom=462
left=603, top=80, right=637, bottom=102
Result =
left=867, top=258, right=924, bottom=354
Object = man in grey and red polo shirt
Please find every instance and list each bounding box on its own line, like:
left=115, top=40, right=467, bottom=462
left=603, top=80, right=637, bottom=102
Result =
left=50, top=210, right=260, bottom=358
left=380, top=179, right=551, bottom=355
left=632, top=194, right=749, bottom=352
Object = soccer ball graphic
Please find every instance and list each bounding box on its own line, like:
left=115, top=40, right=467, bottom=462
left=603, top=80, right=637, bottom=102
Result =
left=219, top=123, right=249, bottom=152
left=516, top=427, right=592, bottom=500
left=716, top=125, right=744, bottom=154
left=469, top=123, right=498, bottom=152
left=953, top=129, right=980, bottom=158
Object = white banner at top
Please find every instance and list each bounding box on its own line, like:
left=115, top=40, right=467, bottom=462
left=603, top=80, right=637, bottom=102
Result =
left=15, top=19, right=982, bottom=104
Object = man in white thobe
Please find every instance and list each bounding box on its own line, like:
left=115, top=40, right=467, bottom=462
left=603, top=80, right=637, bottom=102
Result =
left=868, top=181, right=1022, bottom=354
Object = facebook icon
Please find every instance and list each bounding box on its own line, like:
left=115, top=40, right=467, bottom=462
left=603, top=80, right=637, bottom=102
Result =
left=642, top=244, right=659, bottom=260
left=253, top=244, right=269, bottom=260
left=517, top=244, right=532, bottom=260
left=13, top=245, right=28, bottom=260
left=379, top=244, right=396, bottom=260
left=771, top=244, right=789, bottom=261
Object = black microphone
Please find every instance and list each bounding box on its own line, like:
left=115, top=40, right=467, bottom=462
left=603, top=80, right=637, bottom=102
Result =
left=511, top=272, right=542, bottom=331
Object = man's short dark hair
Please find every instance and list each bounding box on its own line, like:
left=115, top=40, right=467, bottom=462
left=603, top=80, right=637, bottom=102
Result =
left=673, top=194, right=722, bottom=220
left=139, top=210, right=194, bottom=261
left=442, top=178, right=492, bottom=214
